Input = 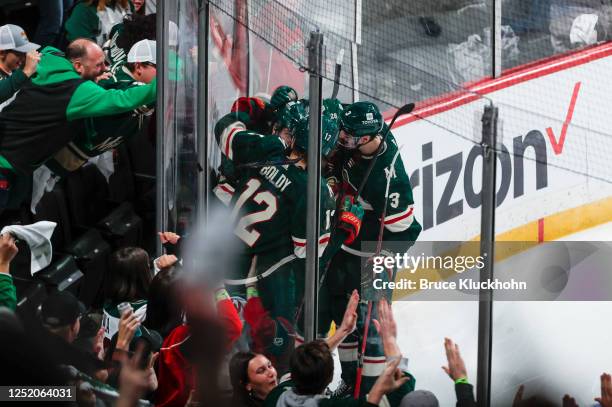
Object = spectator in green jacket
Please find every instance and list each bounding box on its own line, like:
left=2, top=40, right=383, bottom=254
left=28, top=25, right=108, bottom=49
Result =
left=0, top=38, right=156, bottom=210
left=0, top=24, right=41, bottom=104
left=46, top=39, right=157, bottom=176
left=0, top=233, right=18, bottom=310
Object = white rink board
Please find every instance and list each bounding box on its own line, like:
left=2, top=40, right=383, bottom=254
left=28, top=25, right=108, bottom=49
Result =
left=393, top=222, right=612, bottom=405
left=391, top=46, right=612, bottom=242
left=387, top=45, right=612, bottom=405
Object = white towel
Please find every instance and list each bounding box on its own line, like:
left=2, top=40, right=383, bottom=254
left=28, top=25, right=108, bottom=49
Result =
left=570, top=14, right=599, bottom=46
left=31, top=165, right=60, bottom=214
left=1, top=221, right=56, bottom=275
left=87, top=151, right=115, bottom=183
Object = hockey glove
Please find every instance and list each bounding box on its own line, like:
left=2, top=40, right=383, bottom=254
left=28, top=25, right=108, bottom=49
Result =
left=231, top=96, right=268, bottom=129
left=338, top=196, right=364, bottom=245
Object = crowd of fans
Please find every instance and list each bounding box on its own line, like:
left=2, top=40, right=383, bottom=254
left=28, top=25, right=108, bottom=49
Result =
left=0, top=1, right=611, bottom=407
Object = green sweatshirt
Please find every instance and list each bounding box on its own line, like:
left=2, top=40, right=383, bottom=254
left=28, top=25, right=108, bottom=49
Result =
left=46, top=63, right=154, bottom=175
left=64, top=2, right=100, bottom=43
left=0, top=69, right=29, bottom=105
left=0, top=273, right=17, bottom=311
left=0, top=46, right=156, bottom=175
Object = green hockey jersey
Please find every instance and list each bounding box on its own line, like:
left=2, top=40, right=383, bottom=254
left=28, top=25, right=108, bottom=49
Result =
left=45, top=64, right=153, bottom=175
left=213, top=111, right=287, bottom=196
left=229, top=164, right=335, bottom=258
left=214, top=114, right=335, bottom=258
left=103, top=22, right=126, bottom=70
left=341, top=131, right=421, bottom=255
left=0, top=46, right=156, bottom=175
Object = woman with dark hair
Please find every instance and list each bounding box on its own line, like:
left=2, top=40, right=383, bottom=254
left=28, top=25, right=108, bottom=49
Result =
left=132, top=0, right=146, bottom=15
left=144, top=264, right=183, bottom=338
left=64, top=0, right=135, bottom=45
left=230, top=352, right=278, bottom=407
left=101, top=247, right=153, bottom=343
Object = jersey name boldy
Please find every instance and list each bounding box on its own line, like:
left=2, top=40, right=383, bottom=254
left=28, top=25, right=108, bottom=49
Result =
left=259, top=165, right=292, bottom=192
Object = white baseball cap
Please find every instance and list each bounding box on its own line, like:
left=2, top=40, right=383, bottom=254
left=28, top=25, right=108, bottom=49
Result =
left=0, top=24, right=39, bottom=52
left=127, top=39, right=156, bottom=65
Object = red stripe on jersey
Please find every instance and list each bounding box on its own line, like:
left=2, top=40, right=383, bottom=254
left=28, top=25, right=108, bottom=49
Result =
left=363, top=358, right=387, bottom=364
left=219, top=184, right=234, bottom=194
left=319, top=236, right=330, bottom=244
left=293, top=240, right=306, bottom=247
left=384, top=207, right=414, bottom=225
left=225, top=127, right=240, bottom=158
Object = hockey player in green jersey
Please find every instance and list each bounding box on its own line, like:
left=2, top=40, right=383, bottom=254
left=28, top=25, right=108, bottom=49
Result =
left=228, top=85, right=299, bottom=135
left=212, top=85, right=300, bottom=199
left=214, top=101, right=363, bottom=374
left=328, top=101, right=422, bottom=397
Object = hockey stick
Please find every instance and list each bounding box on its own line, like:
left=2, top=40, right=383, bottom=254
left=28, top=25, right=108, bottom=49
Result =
left=355, top=103, right=415, bottom=200
left=319, top=103, right=414, bottom=289
left=314, top=105, right=415, bottom=301
left=234, top=157, right=301, bottom=169
left=353, top=147, right=403, bottom=399
left=354, top=300, right=373, bottom=398
left=331, top=49, right=344, bottom=99
left=316, top=104, right=415, bottom=289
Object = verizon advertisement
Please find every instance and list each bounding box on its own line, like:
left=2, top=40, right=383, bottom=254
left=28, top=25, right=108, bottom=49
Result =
left=392, top=45, right=612, bottom=241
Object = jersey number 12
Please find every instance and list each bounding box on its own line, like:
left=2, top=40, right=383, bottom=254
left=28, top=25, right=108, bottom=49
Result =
left=231, top=178, right=278, bottom=247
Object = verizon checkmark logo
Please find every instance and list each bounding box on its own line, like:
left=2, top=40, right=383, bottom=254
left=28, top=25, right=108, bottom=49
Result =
left=545, top=82, right=582, bottom=155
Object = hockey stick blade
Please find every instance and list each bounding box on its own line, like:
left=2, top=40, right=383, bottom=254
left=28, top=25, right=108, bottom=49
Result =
left=355, top=102, right=415, bottom=199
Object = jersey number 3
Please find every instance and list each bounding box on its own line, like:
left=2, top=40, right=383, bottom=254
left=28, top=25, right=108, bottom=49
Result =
left=231, top=178, right=278, bottom=247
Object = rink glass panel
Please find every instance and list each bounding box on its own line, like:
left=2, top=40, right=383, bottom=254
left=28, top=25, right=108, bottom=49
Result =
left=163, top=1, right=200, bottom=235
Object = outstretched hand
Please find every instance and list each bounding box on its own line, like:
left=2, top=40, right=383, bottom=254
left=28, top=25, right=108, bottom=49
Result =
left=442, top=337, right=468, bottom=382
left=368, top=358, right=410, bottom=405
left=338, top=289, right=359, bottom=335
left=596, top=373, right=612, bottom=407
left=372, top=297, right=397, bottom=343
left=373, top=297, right=401, bottom=358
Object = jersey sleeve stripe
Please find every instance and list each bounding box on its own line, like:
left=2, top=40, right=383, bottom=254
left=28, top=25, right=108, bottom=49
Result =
left=219, top=184, right=235, bottom=194
left=213, top=183, right=235, bottom=206
left=225, top=127, right=239, bottom=159
left=292, top=236, right=306, bottom=247
left=219, top=122, right=245, bottom=159
left=384, top=206, right=414, bottom=224
left=293, top=234, right=330, bottom=257
left=213, top=184, right=234, bottom=206
left=292, top=236, right=307, bottom=258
